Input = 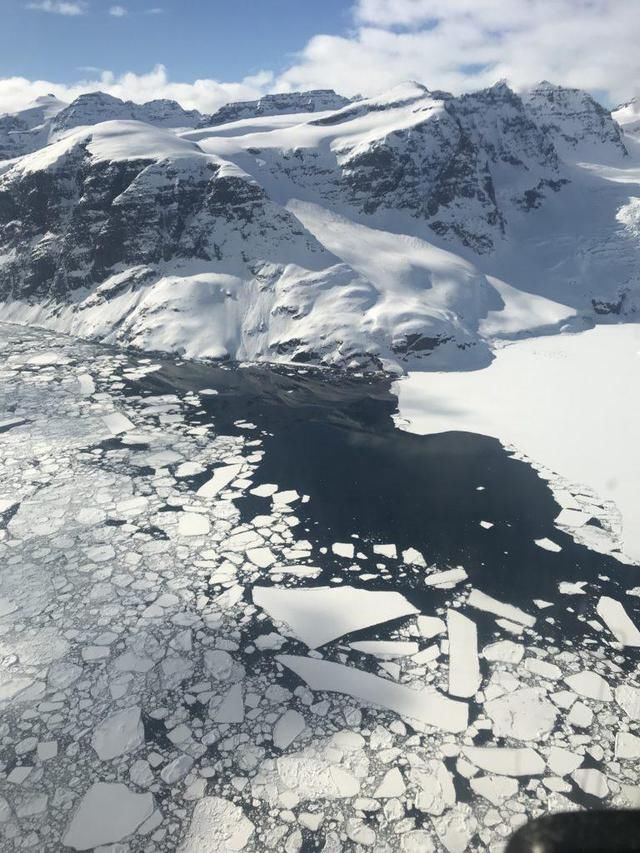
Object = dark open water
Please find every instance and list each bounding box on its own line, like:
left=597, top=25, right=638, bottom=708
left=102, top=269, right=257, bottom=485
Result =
left=132, top=359, right=640, bottom=649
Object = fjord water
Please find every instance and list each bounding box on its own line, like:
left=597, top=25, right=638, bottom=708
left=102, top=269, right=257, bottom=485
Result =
left=132, top=358, right=640, bottom=644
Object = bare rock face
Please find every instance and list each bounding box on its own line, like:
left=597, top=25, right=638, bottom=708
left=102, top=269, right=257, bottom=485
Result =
left=204, top=89, right=352, bottom=126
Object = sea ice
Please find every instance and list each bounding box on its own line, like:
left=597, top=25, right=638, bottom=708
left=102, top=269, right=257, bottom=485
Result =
left=103, top=412, right=135, bottom=435
left=564, top=671, right=613, bottom=702
left=179, top=796, right=254, bottom=852
left=463, top=747, right=545, bottom=776
left=596, top=596, right=640, bottom=646
left=63, top=783, right=154, bottom=850
left=253, top=585, right=418, bottom=649
left=485, top=688, right=557, bottom=740
left=197, top=464, right=242, bottom=498
left=178, top=513, right=210, bottom=536
left=272, top=709, right=306, bottom=749
left=349, top=641, right=419, bottom=658
left=535, top=538, right=562, bottom=552
left=466, top=589, right=536, bottom=627
left=447, top=610, right=481, bottom=698
left=332, top=542, right=355, bottom=559
left=91, top=706, right=145, bottom=761
left=277, top=655, right=469, bottom=732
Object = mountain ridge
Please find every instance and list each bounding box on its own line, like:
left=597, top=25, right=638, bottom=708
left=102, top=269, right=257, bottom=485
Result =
left=0, top=80, right=637, bottom=373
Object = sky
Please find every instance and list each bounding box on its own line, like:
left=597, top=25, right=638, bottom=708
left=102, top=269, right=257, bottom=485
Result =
left=1, top=0, right=639, bottom=115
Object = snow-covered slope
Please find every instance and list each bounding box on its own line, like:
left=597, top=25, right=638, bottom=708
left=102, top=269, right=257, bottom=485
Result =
left=0, top=94, right=67, bottom=161
left=0, top=81, right=637, bottom=371
left=613, top=97, right=640, bottom=138
left=0, top=91, right=203, bottom=162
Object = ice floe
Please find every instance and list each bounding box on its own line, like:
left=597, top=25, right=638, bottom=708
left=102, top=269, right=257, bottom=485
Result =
left=252, top=585, right=418, bottom=648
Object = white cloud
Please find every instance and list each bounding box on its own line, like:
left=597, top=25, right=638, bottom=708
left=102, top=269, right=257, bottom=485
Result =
left=0, top=65, right=274, bottom=116
left=5, top=1, right=640, bottom=118
left=279, top=0, right=640, bottom=105
left=109, top=5, right=127, bottom=16
left=26, top=1, right=86, bottom=14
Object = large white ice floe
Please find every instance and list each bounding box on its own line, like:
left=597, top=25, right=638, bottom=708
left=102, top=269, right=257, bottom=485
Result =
left=462, top=747, right=546, bottom=777
left=447, top=610, right=481, bottom=698
left=63, top=782, right=154, bottom=850
left=179, top=796, right=255, bottom=852
left=596, top=596, right=640, bottom=646
left=252, top=585, right=418, bottom=648
left=276, top=654, right=469, bottom=732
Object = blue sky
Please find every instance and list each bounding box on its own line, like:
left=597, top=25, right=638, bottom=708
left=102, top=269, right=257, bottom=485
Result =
left=0, top=1, right=638, bottom=114
left=0, top=0, right=352, bottom=84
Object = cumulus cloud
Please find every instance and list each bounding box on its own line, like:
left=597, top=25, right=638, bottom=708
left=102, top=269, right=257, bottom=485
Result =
left=279, top=0, right=640, bottom=104
left=109, top=5, right=127, bottom=16
left=26, top=1, right=86, bottom=14
left=0, top=65, right=274, bottom=116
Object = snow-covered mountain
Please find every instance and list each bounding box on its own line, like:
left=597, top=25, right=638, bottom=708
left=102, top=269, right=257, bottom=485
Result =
left=0, top=92, right=203, bottom=161
left=0, top=94, right=66, bottom=160
left=204, top=89, right=352, bottom=126
left=0, top=81, right=637, bottom=372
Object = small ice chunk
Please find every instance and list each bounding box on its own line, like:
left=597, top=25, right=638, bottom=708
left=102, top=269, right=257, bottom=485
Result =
left=374, top=767, right=406, bottom=798
left=349, top=641, right=419, bottom=659
left=567, top=701, right=593, bottom=728
left=178, top=513, right=210, bottom=537
left=596, top=596, right=640, bottom=647
left=402, top=548, right=426, bottom=567
left=373, top=544, right=397, bottom=559
left=524, top=658, right=562, bottom=680
left=91, top=706, right=144, bottom=761
left=616, top=684, right=640, bottom=720
left=462, top=747, right=545, bottom=777
left=535, top=538, right=562, bottom=553
left=467, top=589, right=535, bottom=628
left=546, top=747, right=583, bottom=776
left=615, top=731, right=640, bottom=759
left=253, top=585, right=418, bottom=649
left=469, top=775, right=518, bottom=806
left=197, top=465, right=242, bottom=498
left=77, top=374, right=95, bottom=395
left=485, top=688, right=557, bottom=741
left=480, top=521, right=494, bottom=530
left=558, top=581, right=587, bottom=595
left=250, top=483, right=278, bottom=497
left=179, top=796, right=254, bottom=852
left=482, top=640, right=524, bottom=664
left=175, top=462, right=205, bottom=478
left=332, top=542, right=355, bottom=559
left=417, top=616, right=446, bottom=639
left=62, top=783, right=153, bottom=850
left=103, top=412, right=135, bottom=435
left=555, top=508, right=591, bottom=527
left=277, top=655, right=468, bottom=733
left=246, top=547, right=275, bottom=568
left=572, top=768, right=609, bottom=798
left=564, top=671, right=612, bottom=702
left=198, top=388, right=219, bottom=395
left=424, top=568, right=468, bottom=588
left=273, top=490, right=299, bottom=506
left=447, top=610, right=481, bottom=699
left=273, top=710, right=306, bottom=749
left=210, top=684, right=244, bottom=724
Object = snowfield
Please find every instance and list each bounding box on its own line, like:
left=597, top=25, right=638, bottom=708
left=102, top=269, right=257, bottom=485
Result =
left=394, top=325, right=640, bottom=562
